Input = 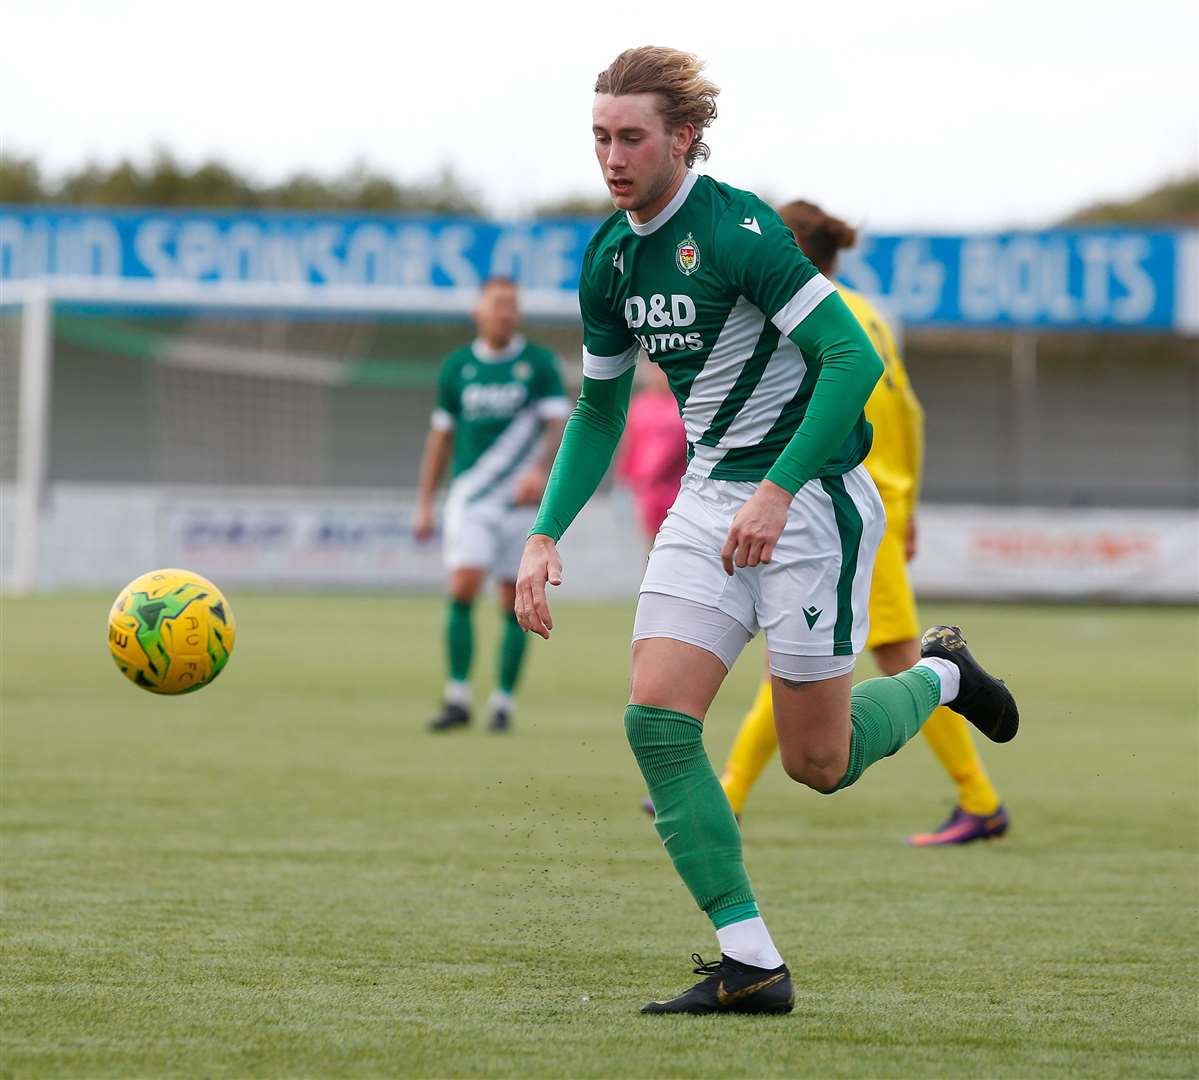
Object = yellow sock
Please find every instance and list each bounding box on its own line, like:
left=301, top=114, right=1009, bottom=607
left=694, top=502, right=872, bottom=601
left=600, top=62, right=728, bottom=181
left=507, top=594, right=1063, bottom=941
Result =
left=720, top=680, right=779, bottom=816
left=920, top=706, right=1001, bottom=815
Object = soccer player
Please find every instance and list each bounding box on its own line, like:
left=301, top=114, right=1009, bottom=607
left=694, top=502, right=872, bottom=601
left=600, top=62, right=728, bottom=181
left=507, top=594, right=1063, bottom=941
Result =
left=515, top=47, right=1019, bottom=1014
left=718, top=200, right=1011, bottom=845
left=414, top=277, right=569, bottom=733
left=616, top=363, right=688, bottom=548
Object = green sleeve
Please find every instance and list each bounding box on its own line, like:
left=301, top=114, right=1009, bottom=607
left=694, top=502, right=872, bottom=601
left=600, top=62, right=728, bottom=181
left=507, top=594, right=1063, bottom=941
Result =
left=765, top=292, right=884, bottom=494
left=529, top=368, right=635, bottom=542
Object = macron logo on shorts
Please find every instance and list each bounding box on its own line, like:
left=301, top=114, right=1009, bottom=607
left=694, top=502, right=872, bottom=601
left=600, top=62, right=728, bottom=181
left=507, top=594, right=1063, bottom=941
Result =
left=802, top=605, right=822, bottom=630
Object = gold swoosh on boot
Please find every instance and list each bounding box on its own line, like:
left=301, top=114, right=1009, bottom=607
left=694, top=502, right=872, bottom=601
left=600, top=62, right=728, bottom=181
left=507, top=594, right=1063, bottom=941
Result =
left=716, top=972, right=786, bottom=1007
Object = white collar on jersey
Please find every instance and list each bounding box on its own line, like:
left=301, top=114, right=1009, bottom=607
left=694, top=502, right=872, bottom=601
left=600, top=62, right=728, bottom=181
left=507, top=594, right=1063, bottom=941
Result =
left=471, top=334, right=527, bottom=363
left=626, top=170, right=699, bottom=237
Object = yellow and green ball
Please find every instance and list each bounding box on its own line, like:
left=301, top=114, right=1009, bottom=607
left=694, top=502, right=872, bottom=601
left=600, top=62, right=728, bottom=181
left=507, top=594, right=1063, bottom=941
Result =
left=107, top=568, right=236, bottom=694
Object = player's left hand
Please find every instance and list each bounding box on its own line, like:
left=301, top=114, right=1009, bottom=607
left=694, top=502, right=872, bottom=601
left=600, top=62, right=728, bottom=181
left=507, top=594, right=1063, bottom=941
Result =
left=905, top=516, right=918, bottom=562
left=721, top=480, right=792, bottom=576
left=512, top=466, right=547, bottom=507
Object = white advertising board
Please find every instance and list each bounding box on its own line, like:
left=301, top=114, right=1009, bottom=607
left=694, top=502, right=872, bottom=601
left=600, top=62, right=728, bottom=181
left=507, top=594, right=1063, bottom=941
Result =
left=0, top=484, right=646, bottom=599
left=910, top=505, right=1198, bottom=602
left=2, top=485, right=1195, bottom=603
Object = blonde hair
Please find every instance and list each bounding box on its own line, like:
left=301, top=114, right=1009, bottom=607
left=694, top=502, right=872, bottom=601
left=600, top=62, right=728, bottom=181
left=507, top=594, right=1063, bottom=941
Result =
left=595, top=47, right=720, bottom=167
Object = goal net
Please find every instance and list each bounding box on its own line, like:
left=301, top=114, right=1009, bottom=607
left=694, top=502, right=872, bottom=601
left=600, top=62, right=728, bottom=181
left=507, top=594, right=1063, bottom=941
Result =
left=0, top=292, right=598, bottom=593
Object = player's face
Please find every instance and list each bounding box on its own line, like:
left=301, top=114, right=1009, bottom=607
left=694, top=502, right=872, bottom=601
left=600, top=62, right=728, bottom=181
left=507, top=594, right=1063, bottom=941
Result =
left=474, top=282, right=520, bottom=346
left=593, top=93, right=692, bottom=221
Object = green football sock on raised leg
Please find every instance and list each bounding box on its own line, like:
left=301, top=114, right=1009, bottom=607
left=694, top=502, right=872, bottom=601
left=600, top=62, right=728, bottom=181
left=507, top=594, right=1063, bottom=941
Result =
left=624, top=704, right=759, bottom=929
left=446, top=599, right=474, bottom=683
left=498, top=610, right=527, bottom=695
left=833, top=667, right=941, bottom=791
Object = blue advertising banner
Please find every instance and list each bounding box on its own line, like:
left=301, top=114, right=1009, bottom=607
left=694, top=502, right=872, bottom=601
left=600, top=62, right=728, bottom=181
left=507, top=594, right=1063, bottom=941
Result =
left=0, top=206, right=594, bottom=292
left=1, top=206, right=1195, bottom=332
left=837, top=230, right=1196, bottom=332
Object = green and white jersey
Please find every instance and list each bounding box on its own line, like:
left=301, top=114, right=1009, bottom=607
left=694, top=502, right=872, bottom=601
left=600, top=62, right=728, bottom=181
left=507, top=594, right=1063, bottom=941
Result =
left=432, top=335, right=570, bottom=508
left=579, top=171, right=873, bottom=481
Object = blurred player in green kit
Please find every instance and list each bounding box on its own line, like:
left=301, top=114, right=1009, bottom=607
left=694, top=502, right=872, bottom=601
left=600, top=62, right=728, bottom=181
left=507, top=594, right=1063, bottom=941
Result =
left=414, top=277, right=569, bottom=732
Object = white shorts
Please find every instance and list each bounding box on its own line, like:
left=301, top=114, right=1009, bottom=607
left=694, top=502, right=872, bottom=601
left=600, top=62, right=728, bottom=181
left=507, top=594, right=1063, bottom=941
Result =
left=633, top=466, right=885, bottom=676
left=443, top=494, right=535, bottom=580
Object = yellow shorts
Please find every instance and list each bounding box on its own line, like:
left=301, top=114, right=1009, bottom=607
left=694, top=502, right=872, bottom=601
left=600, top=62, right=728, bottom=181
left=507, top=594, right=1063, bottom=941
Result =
left=866, top=515, right=920, bottom=649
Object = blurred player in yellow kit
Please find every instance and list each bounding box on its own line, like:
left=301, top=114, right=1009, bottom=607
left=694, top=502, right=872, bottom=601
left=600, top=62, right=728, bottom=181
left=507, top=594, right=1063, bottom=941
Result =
left=719, top=200, right=1010, bottom=845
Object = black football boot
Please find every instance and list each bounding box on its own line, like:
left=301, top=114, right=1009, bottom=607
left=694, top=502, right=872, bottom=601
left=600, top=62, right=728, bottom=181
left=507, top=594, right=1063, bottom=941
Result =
left=920, top=625, right=1019, bottom=743
left=427, top=702, right=471, bottom=732
left=640, top=954, right=794, bottom=1015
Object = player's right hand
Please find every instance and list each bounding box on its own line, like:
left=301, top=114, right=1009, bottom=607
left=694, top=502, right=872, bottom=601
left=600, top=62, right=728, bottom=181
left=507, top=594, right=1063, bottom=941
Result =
left=511, top=464, right=548, bottom=507
left=720, top=479, right=791, bottom=576
left=515, top=534, right=562, bottom=639
left=412, top=504, right=435, bottom=543
left=905, top=516, right=918, bottom=562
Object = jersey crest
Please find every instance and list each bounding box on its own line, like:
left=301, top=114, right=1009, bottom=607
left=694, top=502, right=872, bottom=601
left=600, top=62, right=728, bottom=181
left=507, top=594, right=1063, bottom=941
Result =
left=675, top=233, right=700, bottom=276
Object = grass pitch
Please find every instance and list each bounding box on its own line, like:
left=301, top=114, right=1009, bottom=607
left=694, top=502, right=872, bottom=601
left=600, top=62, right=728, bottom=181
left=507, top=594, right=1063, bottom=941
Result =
left=3, top=594, right=1197, bottom=1078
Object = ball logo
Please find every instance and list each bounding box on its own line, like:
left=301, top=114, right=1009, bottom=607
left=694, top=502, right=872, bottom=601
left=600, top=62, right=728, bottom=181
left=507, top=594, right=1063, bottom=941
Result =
left=675, top=233, right=700, bottom=276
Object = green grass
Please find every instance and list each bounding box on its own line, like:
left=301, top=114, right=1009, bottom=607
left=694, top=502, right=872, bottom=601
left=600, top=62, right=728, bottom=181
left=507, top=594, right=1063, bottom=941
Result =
left=2, top=595, right=1197, bottom=1078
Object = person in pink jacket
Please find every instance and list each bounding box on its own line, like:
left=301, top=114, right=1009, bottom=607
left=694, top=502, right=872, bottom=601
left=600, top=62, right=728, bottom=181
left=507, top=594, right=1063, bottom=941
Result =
left=617, top=363, right=689, bottom=547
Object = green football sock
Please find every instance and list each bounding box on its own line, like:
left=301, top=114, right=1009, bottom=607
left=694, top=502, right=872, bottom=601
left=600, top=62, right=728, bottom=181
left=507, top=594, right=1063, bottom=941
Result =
left=624, top=704, right=759, bottom=929
left=497, top=610, right=527, bottom=695
left=833, top=667, right=941, bottom=791
left=445, top=599, right=474, bottom=683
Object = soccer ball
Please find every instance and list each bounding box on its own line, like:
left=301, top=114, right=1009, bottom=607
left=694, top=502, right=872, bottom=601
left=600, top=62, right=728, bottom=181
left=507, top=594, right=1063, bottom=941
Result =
left=107, top=568, right=236, bottom=694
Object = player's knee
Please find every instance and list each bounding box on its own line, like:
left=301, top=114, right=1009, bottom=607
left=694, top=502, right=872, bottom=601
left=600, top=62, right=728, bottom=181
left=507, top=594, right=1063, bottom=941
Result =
left=450, top=579, right=482, bottom=605
left=449, top=568, right=485, bottom=604
left=627, top=654, right=680, bottom=712
left=627, top=667, right=654, bottom=707
left=780, top=749, right=846, bottom=794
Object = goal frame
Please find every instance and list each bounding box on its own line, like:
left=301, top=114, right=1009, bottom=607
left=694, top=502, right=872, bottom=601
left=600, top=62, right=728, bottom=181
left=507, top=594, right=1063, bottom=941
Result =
left=1, top=276, right=578, bottom=594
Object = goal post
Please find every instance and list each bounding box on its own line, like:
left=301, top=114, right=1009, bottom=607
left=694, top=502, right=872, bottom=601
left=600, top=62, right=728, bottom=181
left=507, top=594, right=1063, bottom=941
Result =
left=10, top=287, right=52, bottom=594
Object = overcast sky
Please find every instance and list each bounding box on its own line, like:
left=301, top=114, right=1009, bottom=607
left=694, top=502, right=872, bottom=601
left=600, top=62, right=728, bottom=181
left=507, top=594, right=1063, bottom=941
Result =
left=4, top=0, right=1196, bottom=228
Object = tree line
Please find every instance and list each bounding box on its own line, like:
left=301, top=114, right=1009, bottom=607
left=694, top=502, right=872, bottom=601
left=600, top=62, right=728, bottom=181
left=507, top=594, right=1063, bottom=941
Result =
left=0, top=150, right=613, bottom=218
left=1064, top=174, right=1198, bottom=226
left=0, top=151, right=490, bottom=214
left=1, top=149, right=1193, bottom=224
